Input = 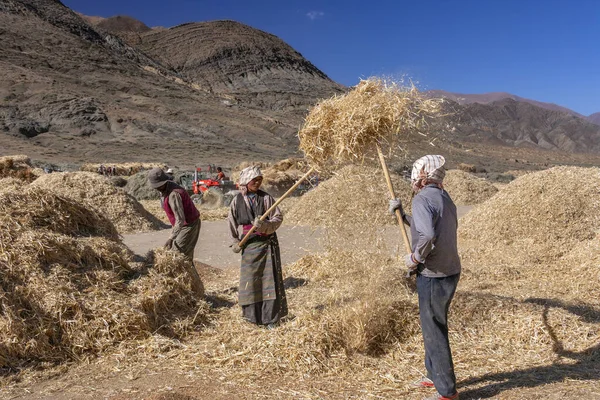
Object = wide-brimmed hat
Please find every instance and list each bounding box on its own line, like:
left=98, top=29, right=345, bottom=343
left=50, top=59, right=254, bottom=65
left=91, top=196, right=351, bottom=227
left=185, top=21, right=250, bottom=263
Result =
left=148, top=167, right=170, bottom=188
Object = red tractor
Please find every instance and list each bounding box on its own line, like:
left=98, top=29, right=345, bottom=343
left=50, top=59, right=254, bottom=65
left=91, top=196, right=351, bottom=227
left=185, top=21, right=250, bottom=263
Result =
left=188, top=167, right=238, bottom=206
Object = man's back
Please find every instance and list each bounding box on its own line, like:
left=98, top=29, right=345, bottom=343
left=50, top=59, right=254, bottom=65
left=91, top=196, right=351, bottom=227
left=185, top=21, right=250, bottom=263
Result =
left=410, top=185, right=461, bottom=278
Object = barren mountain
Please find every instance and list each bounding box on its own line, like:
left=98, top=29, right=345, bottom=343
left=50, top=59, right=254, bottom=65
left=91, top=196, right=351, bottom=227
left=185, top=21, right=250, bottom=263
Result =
left=587, top=112, right=600, bottom=125
left=0, top=0, right=343, bottom=167
left=1, top=0, right=600, bottom=171
left=428, top=90, right=584, bottom=117
left=439, top=98, right=600, bottom=152
left=135, top=20, right=345, bottom=114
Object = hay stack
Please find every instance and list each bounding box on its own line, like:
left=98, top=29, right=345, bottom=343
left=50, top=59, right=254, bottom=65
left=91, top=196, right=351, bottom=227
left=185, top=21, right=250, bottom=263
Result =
left=0, top=177, right=28, bottom=193
left=31, top=172, right=163, bottom=234
left=459, top=166, right=600, bottom=269
left=298, top=78, right=443, bottom=168
left=80, top=162, right=161, bottom=176
left=443, top=169, right=499, bottom=205
left=0, top=187, right=208, bottom=369
left=285, top=165, right=412, bottom=230
left=0, top=155, right=39, bottom=182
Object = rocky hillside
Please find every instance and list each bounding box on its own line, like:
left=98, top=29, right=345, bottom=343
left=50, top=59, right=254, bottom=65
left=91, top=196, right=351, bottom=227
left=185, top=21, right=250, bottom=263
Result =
left=428, top=90, right=584, bottom=117
left=1, top=0, right=599, bottom=168
left=588, top=112, right=600, bottom=125
left=440, top=98, right=600, bottom=152
left=0, top=0, right=344, bottom=167
left=136, top=20, right=345, bottom=113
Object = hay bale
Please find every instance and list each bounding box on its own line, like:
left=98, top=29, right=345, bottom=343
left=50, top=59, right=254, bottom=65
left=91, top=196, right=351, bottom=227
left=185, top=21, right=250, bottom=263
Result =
left=298, top=78, right=443, bottom=168
left=459, top=166, right=600, bottom=268
left=31, top=172, right=163, bottom=234
left=124, top=171, right=161, bottom=200
left=443, top=169, right=499, bottom=205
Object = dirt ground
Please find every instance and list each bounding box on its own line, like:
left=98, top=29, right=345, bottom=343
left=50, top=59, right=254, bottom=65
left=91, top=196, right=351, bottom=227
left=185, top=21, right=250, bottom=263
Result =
left=3, top=205, right=600, bottom=400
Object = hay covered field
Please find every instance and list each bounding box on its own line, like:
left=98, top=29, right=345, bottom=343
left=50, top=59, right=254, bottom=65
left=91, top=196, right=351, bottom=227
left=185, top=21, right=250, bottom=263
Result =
left=1, top=159, right=599, bottom=399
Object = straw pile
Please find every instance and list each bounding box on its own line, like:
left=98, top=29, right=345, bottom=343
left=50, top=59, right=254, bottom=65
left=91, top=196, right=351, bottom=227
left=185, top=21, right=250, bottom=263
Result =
left=0, top=177, right=27, bottom=193
left=285, top=165, right=412, bottom=231
left=443, top=169, right=499, bottom=205
left=0, top=155, right=42, bottom=182
left=0, top=187, right=208, bottom=370
left=80, top=162, right=162, bottom=176
left=298, top=78, right=443, bottom=168
left=31, top=172, right=163, bottom=234
left=459, top=166, right=600, bottom=274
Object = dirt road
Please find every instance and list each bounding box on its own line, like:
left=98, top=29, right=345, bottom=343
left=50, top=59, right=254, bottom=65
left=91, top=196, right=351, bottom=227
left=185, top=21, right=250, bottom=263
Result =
left=123, top=221, right=325, bottom=269
left=123, top=206, right=473, bottom=269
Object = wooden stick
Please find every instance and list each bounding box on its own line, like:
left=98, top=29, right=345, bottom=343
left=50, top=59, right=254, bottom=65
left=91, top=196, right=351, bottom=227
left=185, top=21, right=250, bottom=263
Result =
left=238, top=167, right=316, bottom=248
left=376, top=144, right=412, bottom=254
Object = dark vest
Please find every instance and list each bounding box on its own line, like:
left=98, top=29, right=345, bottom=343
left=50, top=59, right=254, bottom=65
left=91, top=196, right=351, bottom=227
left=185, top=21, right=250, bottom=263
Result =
left=163, top=183, right=200, bottom=226
left=233, top=190, right=267, bottom=225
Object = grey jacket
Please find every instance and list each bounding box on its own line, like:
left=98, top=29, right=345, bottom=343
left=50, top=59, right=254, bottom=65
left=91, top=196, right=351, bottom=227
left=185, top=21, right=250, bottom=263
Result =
left=405, top=185, right=461, bottom=278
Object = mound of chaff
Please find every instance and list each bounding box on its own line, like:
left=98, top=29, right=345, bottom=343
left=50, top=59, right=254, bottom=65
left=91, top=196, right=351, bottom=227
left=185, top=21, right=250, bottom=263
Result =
left=0, top=155, right=43, bottom=182
left=31, top=172, right=164, bottom=234
left=0, top=187, right=208, bottom=370
left=284, top=165, right=412, bottom=233
left=459, top=166, right=600, bottom=280
left=443, top=169, right=499, bottom=205
left=80, top=162, right=162, bottom=176
left=298, top=78, right=443, bottom=168
left=0, top=177, right=28, bottom=193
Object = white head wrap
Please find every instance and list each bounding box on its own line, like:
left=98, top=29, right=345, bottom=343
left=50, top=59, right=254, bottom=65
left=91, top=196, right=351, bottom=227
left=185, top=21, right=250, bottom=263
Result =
left=238, top=166, right=263, bottom=186
left=411, top=155, right=446, bottom=183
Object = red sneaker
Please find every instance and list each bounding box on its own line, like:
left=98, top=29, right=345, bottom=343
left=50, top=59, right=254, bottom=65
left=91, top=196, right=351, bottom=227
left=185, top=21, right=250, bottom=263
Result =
left=412, top=377, right=435, bottom=388
left=423, top=392, right=459, bottom=400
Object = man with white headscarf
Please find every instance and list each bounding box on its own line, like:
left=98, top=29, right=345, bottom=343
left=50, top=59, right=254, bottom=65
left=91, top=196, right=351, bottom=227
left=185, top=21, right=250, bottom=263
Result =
left=227, top=166, right=287, bottom=328
left=389, top=155, right=461, bottom=400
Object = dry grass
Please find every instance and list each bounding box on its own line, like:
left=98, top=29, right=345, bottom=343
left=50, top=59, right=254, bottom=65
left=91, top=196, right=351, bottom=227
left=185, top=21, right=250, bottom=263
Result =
left=443, top=169, right=499, bottom=205
left=0, top=155, right=42, bottom=183
left=80, top=162, right=162, bottom=176
left=31, top=172, right=164, bottom=234
left=0, top=187, right=208, bottom=371
left=0, top=177, right=28, bottom=193
left=284, top=165, right=412, bottom=239
left=298, top=78, right=444, bottom=168
left=459, top=166, right=600, bottom=270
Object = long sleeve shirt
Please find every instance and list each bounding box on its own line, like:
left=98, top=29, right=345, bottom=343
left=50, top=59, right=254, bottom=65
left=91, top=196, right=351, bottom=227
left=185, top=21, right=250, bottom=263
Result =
left=407, top=185, right=461, bottom=278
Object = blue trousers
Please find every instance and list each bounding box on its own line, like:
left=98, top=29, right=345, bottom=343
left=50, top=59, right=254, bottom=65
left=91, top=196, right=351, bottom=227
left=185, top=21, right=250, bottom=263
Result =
left=416, top=273, right=460, bottom=397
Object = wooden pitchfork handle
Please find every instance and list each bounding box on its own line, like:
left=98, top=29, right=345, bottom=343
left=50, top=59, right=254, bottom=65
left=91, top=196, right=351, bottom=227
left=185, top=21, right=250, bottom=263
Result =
left=238, top=167, right=316, bottom=248
left=376, top=145, right=412, bottom=254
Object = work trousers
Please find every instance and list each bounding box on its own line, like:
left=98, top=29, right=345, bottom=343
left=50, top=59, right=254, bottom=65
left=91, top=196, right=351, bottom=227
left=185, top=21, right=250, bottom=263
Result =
left=416, top=273, right=460, bottom=397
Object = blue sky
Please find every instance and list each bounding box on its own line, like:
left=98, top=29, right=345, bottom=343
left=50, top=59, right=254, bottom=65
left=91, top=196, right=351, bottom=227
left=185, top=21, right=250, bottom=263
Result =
left=64, top=0, right=600, bottom=115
